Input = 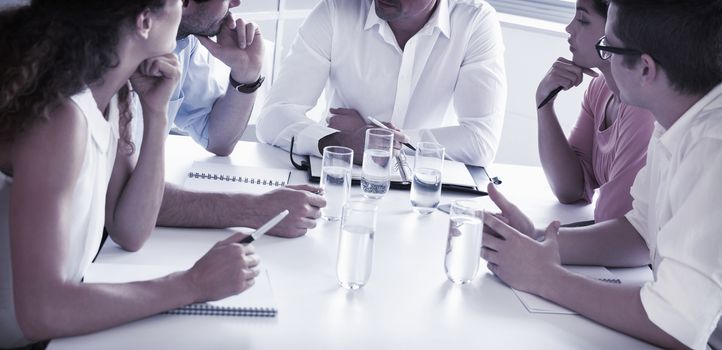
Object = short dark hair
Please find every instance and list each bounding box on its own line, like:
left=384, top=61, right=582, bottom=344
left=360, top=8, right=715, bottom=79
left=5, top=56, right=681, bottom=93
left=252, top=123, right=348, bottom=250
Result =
left=591, top=0, right=609, bottom=18
left=609, top=0, right=722, bottom=95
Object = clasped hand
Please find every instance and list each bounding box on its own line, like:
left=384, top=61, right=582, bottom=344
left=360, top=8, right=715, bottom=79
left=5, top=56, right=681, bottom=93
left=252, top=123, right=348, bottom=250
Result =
left=196, top=15, right=264, bottom=84
left=130, top=53, right=181, bottom=118
left=326, top=107, right=410, bottom=164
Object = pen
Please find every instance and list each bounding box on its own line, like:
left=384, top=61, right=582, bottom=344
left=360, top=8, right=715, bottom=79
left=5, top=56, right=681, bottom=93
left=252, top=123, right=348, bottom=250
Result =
left=367, top=116, right=417, bottom=152
left=239, top=210, right=289, bottom=244
left=537, top=86, right=563, bottom=109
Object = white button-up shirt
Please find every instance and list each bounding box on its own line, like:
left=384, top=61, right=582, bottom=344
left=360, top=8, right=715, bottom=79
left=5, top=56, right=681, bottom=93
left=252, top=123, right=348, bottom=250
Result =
left=256, top=0, right=506, bottom=166
left=626, top=83, right=722, bottom=350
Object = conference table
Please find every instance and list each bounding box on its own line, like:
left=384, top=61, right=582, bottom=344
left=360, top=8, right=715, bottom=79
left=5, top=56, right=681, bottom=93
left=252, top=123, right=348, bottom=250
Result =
left=49, top=136, right=657, bottom=349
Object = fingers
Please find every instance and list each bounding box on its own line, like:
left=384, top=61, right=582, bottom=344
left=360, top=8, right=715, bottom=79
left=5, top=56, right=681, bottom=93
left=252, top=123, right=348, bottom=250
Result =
left=217, top=232, right=251, bottom=246
left=285, top=183, right=323, bottom=194
left=482, top=230, right=504, bottom=252
left=543, top=221, right=561, bottom=242
left=481, top=246, right=498, bottom=263
left=392, top=130, right=410, bottom=145
left=483, top=213, right=517, bottom=240
left=487, top=183, right=517, bottom=215
left=195, top=35, right=222, bottom=57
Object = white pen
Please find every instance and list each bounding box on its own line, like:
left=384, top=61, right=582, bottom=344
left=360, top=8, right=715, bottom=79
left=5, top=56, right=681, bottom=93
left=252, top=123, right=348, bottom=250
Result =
left=366, top=116, right=416, bottom=151
left=239, top=210, right=289, bottom=244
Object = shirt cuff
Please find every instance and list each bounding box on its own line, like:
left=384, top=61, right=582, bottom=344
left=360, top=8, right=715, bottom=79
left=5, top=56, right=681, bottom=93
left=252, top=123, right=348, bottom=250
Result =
left=640, top=263, right=722, bottom=349
left=296, top=123, right=337, bottom=157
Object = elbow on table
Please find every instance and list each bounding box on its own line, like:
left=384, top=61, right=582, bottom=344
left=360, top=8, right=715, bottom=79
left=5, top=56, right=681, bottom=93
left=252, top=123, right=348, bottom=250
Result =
left=108, top=227, right=150, bottom=253
left=206, top=143, right=235, bottom=157
left=16, top=292, right=65, bottom=342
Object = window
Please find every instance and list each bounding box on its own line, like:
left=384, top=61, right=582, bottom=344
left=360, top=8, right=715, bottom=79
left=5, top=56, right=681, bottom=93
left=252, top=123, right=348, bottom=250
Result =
left=486, top=0, right=575, bottom=24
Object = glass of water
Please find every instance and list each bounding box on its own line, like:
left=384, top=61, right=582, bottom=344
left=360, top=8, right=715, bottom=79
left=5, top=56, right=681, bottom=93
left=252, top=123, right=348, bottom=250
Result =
left=410, top=142, right=445, bottom=215
left=445, top=200, right=483, bottom=284
left=336, top=199, right=377, bottom=289
left=320, top=146, right=353, bottom=221
left=361, top=128, right=394, bottom=200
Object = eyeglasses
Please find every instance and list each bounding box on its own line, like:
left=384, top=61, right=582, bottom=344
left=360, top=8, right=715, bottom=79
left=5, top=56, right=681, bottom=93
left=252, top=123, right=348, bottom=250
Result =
left=595, top=36, right=643, bottom=60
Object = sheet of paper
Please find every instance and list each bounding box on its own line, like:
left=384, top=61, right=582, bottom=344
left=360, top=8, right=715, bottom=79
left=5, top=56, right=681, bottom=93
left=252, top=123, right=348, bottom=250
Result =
left=512, top=265, right=618, bottom=315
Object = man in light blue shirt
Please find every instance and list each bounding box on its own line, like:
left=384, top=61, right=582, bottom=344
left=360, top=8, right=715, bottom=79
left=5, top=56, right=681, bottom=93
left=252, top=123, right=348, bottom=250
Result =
left=133, top=0, right=327, bottom=238
left=169, top=0, right=264, bottom=156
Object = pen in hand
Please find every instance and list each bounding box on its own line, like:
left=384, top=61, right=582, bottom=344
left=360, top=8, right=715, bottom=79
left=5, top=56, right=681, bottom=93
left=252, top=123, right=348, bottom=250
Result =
left=537, top=86, right=563, bottom=109
left=239, top=210, right=289, bottom=244
left=367, top=116, right=417, bottom=152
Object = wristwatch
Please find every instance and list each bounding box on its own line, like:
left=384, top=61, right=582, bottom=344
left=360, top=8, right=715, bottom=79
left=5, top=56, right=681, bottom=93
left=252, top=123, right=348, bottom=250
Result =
left=229, top=74, right=265, bottom=94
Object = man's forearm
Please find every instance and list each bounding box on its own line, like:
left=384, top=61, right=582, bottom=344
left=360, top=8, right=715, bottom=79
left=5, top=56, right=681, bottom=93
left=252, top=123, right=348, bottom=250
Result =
left=157, top=182, right=257, bottom=228
left=205, top=85, right=257, bottom=156
left=539, top=268, right=685, bottom=349
left=557, top=217, right=650, bottom=267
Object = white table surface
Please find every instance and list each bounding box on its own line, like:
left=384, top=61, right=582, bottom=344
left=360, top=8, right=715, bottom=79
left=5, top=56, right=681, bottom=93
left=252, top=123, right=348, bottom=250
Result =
left=49, top=136, right=657, bottom=350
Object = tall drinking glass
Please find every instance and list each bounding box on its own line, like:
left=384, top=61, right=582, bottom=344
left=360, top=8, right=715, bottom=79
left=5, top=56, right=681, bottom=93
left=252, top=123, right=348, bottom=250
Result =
left=320, top=146, right=353, bottom=221
left=410, top=142, right=445, bottom=215
left=336, top=199, right=377, bottom=289
left=445, top=200, right=483, bottom=284
left=361, top=128, right=394, bottom=200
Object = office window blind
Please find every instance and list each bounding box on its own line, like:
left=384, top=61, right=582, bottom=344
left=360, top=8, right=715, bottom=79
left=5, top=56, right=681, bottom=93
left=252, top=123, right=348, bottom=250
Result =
left=487, top=0, right=575, bottom=24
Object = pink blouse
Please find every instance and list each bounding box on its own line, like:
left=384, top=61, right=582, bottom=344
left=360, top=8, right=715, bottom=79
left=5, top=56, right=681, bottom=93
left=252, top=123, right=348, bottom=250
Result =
left=568, top=75, right=655, bottom=222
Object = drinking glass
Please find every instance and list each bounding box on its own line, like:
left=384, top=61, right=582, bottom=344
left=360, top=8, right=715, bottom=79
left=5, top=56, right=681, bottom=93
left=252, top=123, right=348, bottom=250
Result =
left=445, top=200, right=483, bottom=284
left=410, top=142, right=445, bottom=215
left=320, top=146, right=353, bottom=221
left=336, top=199, right=378, bottom=289
left=361, top=128, right=394, bottom=200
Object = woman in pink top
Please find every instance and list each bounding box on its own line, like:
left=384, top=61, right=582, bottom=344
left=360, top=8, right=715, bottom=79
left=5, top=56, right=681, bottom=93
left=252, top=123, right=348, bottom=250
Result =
left=535, top=0, right=654, bottom=222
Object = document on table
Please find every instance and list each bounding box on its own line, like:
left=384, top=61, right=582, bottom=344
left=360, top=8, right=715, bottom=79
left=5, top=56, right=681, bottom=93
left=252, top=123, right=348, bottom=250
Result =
left=84, top=263, right=278, bottom=317
left=512, top=265, right=619, bottom=315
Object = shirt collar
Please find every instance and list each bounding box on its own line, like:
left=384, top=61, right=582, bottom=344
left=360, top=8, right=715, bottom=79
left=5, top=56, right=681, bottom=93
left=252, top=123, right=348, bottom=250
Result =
left=364, top=0, right=451, bottom=39
left=175, top=36, right=191, bottom=55
left=659, top=82, right=722, bottom=150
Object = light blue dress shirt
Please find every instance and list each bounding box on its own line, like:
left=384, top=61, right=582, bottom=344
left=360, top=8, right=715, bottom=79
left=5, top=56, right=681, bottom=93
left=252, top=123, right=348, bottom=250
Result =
left=146, top=36, right=229, bottom=149
left=169, top=36, right=229, bottom=148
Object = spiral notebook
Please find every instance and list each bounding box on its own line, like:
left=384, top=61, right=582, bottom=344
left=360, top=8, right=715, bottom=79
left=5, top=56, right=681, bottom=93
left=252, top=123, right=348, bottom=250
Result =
left=184, top=161, right=291, bottom=195
left=83, top=263, right=277, bottom=317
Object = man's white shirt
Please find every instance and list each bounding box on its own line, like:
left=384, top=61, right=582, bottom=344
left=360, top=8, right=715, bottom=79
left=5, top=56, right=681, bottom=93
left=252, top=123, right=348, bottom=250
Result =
left=256, top=0, right=506, bottom=166
left=626, top=83, right=722, bottom=350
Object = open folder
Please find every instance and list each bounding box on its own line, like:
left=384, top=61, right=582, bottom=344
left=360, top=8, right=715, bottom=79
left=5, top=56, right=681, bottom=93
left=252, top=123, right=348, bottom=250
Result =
left=84, top=263, right=277, bottom=317
left=306, top=155, right=486, bottom=195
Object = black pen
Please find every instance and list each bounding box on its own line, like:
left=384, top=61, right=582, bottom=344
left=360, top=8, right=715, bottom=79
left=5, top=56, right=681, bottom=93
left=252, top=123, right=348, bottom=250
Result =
left=239, top=210, right=289, bottom=244
left=537, top=86, right=563, bottom=109
left=368, top=116, right=417, bottom=152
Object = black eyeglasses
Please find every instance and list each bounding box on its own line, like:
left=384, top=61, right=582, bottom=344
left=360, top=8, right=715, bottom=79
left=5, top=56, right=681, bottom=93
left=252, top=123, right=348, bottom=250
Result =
left=595, top=36, right=643, bottom=60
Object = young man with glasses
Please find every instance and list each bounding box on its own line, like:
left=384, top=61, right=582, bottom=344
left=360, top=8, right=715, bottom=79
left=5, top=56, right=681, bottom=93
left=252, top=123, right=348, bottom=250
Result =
left=535, top=0, right=654, bottom=225
left=482, top=0, right=722, bottom=348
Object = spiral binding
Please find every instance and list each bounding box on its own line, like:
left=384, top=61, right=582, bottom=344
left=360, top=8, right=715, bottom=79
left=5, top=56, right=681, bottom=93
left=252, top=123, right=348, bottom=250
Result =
left=597, top=278, right=622, bottom=284
left=188, top=172, right=286, bottom=187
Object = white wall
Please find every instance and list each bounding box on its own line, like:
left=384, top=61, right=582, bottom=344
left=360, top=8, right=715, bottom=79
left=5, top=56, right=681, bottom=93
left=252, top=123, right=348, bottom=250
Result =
left=495, top=16, right=590, bottom=166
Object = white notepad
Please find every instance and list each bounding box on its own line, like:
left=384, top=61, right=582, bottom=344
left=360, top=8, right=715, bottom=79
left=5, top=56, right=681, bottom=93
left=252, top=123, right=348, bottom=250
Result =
left=84, top=263, right=277, bottom=317
left=512, top=265, right=619, bottom=315
left=184, top=161, right=291, bottom=195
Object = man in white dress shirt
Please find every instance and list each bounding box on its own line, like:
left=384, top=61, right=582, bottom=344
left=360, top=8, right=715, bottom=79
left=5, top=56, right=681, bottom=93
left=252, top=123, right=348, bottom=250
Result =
left=256, top=0, right=507, bottom=166
left=480, top=0, right=722, bottom=348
